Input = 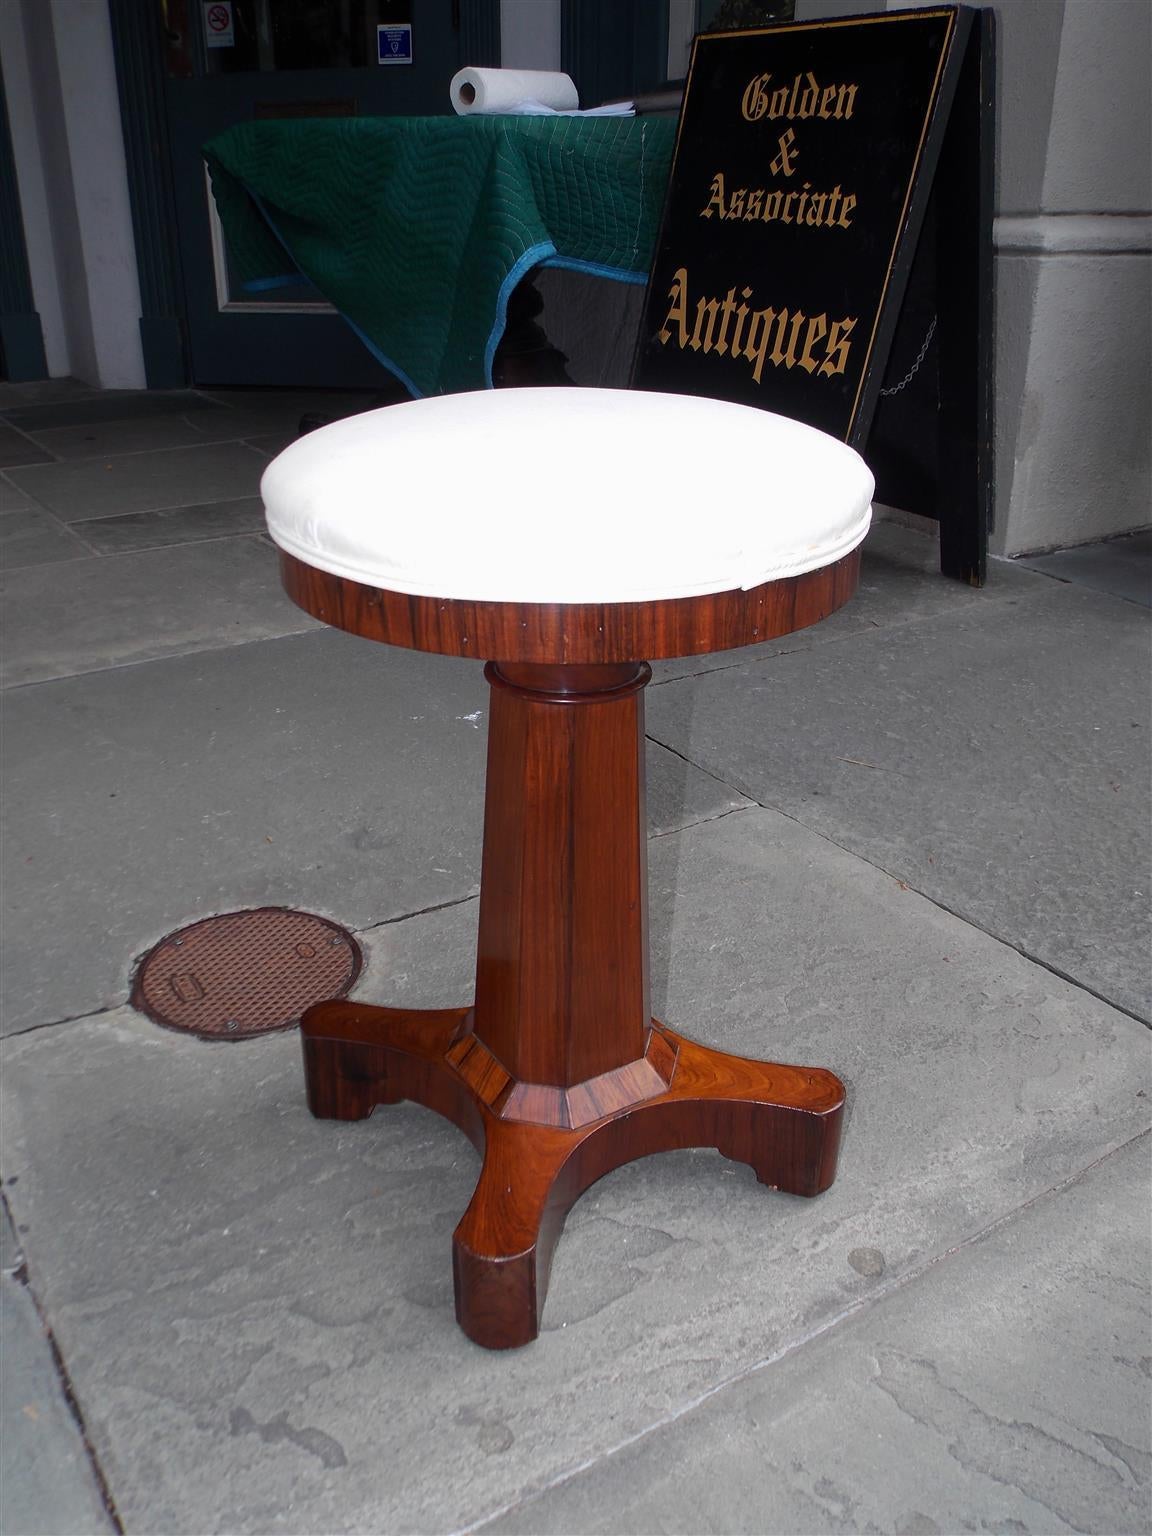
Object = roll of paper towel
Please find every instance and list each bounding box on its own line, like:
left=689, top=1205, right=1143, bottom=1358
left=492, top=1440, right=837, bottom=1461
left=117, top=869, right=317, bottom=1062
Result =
left=450, top=67, right=579, bottom=116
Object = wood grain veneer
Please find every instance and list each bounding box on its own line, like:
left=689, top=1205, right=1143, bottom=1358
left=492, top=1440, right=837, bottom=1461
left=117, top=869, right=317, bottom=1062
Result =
left=282, top=543, right=860, bottom=1347
left=279, top=546, right=861, bottom=663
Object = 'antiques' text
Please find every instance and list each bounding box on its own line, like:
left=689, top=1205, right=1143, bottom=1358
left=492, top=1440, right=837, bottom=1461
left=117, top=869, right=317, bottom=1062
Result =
left=657, top=267, right=856, bottom=385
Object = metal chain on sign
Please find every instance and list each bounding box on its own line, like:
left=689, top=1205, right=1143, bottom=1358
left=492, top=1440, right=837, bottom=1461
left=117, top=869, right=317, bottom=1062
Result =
left=879, top=315, right=937, bottom=397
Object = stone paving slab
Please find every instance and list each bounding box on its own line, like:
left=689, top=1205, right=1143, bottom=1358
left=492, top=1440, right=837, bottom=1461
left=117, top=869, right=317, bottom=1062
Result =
left=4, top=441, right=266, bottom=521
left=647, top=578, right=1152, bottom=1021
left=197, top=389, right=389, bottom=416
left=0, top=420, right=53, bottom=467
left=1, top=809, right=1147, bottom=1535
left=1, top=1195, right=20, bottom=1273
left=0, top=473, right=34, bottom=514
left=1016, top=528, right=1152, bottom=608
left=0, top=379, right=104, bottom=410
left=1, top=1191, right=114, bottom=1536
left=244, top=432, right=299, bottom=460
left=25, top=413, right=224, bottom=460
left=16, top=398, right=362, bottom=460
left=0, top=390, right=221, bottom=431
left=186, top=406, right=366, bottom=444
left=0, top=533, right=318, bottom=688
left=485, top=1134, right=1152, bottom=1536
left=0, top=628, right=750, bottom=1034
left=0, top=1270, right=116, bottom=1536
left=76, top=496, right=269, bottom=555
left=652, top=524, right=1050, bottom=685
left=0, top=507, right=92, bottom=571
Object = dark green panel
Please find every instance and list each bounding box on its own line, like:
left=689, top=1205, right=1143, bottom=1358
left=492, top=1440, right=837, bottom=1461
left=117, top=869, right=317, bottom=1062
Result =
left=0, top=57, right=48, bottom=379
left=107, top=0, right=189, bottom=387
left=561, top=0, right=669, bottom=108
left=0, top=68, right=34, bottom=314
left=460, top=0, right=501, bottom=67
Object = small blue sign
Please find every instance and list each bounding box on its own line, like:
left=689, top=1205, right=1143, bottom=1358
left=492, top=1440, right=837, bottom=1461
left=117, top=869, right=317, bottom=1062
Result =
left=377, top=23, right=413, bottom=65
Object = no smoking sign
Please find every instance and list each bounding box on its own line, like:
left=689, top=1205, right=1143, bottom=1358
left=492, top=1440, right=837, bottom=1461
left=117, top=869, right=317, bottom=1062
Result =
left=204, top=0, right=235, bottom=48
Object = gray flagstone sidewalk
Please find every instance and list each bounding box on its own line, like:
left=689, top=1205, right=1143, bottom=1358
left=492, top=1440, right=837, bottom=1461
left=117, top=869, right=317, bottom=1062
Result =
left=1, top=381, right=1148, bottom=1536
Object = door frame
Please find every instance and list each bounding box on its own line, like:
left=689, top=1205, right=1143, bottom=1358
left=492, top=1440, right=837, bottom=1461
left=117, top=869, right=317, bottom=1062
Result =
left=108, top=0, right=501, bottom=389
left=560, top=0, right=668, bottom=108
left=0, top=60, right=50, bottom=380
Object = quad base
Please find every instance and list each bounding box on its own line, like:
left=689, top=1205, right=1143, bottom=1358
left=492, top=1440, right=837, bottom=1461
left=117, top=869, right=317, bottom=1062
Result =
left=271, top=572, right=865, bottom=1351
left=302, top=1000, right=845, bottom=1349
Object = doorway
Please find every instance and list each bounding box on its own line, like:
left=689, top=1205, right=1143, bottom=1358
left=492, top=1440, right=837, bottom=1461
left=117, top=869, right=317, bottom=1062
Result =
left=157, top=0, right=476, bottom=386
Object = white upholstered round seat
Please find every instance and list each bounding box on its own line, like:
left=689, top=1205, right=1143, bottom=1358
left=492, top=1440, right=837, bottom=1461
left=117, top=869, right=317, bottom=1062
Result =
left=261, top=388, right=873, bottom=605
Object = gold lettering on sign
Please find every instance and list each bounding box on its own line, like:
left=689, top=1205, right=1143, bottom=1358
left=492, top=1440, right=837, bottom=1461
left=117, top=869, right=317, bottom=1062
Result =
left=657, top=267, right=691, bottom=347
left=741, top=71, right=858, bottom=124
left=769, top=128, right=799, bottom=178
left=658, top=267, right=856, bottom=386
left=690, top=294, right=722, bottom=353
left=823, top=316, right=857, bottom=376
left=698, top=172, right=856, bottom=230
left=700, top=175, right=726, bottom=220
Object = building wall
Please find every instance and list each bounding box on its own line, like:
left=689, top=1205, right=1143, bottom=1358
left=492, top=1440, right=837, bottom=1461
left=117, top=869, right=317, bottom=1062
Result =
left=803, top=0, right=1152, bottom=554
left=1, top=0, right=145, bottom=388
left=986, top=0, right=1151, bottom=553
left=1, top=0, right=71, bottom=378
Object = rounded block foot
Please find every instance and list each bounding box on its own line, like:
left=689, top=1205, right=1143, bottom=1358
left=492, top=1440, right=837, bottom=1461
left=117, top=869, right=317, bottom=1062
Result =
left=299, top=1004, right=844, bottom=1348
left=302, top=1031, right=394, bottom=1120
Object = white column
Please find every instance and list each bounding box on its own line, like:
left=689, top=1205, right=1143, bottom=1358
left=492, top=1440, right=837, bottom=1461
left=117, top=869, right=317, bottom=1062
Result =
left=797, top=0, right=1152, bottom=552
left=5, top=0, right=146, bottom=388
left=1, top=0, right=69, bottom=376
left=989, top=0, right=1151, bottom=553
left=51, top=0, right=146, bottom=388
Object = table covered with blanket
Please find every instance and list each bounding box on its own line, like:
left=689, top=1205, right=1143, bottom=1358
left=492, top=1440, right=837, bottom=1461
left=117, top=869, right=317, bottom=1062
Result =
left=204, top=115, right=676, bottom=398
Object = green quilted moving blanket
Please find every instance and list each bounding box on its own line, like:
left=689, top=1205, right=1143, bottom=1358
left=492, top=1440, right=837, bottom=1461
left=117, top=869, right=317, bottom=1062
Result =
left=205, top=115, right=675, bottom=398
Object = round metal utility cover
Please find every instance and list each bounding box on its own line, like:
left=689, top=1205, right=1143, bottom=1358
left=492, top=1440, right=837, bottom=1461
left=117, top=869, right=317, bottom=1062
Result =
left=131, top=907, right=362, bottom=1040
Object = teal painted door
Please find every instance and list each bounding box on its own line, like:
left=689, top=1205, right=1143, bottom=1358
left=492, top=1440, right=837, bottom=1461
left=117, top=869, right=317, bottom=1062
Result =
left=161, top=0, right=470, bottom=386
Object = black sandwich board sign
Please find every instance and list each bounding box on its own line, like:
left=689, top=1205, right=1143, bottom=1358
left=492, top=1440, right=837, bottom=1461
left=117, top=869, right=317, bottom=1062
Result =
left=632, top=6, right=995, bottom=585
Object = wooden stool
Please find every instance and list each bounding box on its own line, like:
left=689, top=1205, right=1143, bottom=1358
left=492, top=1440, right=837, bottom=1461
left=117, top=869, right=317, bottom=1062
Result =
left=262, top=387, right=874, bottom=1349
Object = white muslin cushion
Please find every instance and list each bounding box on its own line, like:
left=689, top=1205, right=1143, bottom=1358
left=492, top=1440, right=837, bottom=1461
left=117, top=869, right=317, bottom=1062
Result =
left=261, top=388, right=874, bottom=604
